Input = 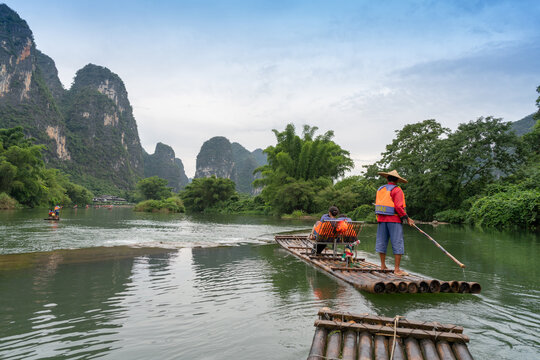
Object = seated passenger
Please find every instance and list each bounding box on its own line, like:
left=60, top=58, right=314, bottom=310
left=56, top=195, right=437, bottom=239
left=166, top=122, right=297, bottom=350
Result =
left=310, top=206, right=340, bottom=254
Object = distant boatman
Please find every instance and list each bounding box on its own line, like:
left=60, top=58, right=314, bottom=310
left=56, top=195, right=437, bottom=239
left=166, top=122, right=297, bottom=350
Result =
left=375, top=170, right=415, bottom=276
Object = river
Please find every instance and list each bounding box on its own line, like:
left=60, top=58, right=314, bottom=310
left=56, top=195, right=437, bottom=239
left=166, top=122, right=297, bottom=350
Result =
left=0, top=208, right=538, bottom=359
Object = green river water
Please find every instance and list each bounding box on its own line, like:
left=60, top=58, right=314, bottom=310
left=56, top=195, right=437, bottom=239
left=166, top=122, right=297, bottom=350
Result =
left=0, top=208, right=538, bottom=359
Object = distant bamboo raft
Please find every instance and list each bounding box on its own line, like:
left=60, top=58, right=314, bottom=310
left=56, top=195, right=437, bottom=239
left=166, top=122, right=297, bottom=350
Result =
left=275, top=235, right=481, bottom=294
left=308, top=308, right=474, bottom=360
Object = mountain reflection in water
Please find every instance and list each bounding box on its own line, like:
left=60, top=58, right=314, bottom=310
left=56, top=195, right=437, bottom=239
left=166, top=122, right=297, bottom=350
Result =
left=0, top=209, right=538, bottom=359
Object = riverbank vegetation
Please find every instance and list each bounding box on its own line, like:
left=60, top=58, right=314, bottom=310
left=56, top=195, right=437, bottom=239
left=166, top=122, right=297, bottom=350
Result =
left=138, top=88, right=538, bottom=229
left=8, top=84, right=535, bottom=231
left=0, top=127, right=93, bottom=209
left=132, top=176, right=185, bottom=213
left=247, top=87, right=538, bottom=230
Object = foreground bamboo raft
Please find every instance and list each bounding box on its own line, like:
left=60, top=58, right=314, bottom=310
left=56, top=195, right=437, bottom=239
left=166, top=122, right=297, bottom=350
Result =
left=275, top=235, right=481, bottom=294
left=308, top=308, right=474, bottom=360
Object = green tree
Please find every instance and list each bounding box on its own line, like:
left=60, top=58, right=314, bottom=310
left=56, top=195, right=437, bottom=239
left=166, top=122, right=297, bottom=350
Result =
left=365, top=117, right=521, bottom=219
left=181, top=176, right=236, bottom=212
left=435, top=117, right=521, bottom=210
left=364, top=120, right=450, bottom=219
left=254, top=124, right=353, bottom=215
left=65, top=181, right=94, bottom=205
left=0, top=127, right=47, bottom=206
left=314, top=176, right=376, bottom=214
left=136, top=176, right=172, bottom=200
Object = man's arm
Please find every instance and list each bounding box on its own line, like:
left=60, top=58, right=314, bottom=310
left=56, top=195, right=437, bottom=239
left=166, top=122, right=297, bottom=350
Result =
left=391, top=187, right=415, bottom=226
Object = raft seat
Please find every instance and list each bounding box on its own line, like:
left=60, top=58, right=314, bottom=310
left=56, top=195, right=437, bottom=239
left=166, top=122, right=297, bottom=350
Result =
left=310, top=221, right=364, bottom=258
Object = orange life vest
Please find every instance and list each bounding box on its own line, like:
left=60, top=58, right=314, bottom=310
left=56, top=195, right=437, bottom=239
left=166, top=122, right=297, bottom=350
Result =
left=375, top=184, right=405, bottom=215
left=313, top=221, right=337, bottom=236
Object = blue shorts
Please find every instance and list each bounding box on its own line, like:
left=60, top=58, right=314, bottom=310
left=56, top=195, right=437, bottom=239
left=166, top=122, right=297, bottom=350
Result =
left=376, top=222, right=404, bottom=255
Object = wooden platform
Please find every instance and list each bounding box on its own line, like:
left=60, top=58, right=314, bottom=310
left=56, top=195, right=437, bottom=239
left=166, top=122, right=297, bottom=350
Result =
left=308, top=308, right=474, bottom=360
left=275, top=235, right=481, bottom=294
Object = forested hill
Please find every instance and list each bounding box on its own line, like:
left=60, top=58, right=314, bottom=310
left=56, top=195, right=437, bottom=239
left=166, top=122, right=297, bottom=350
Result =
left=512, top=113, right=536, bottom=136
left=144, top=143, right=189, bottom=192
left=0, top=4, right=68, bottom=161
left=0, top=4, right=188, bottom=194
left=58, top=64, right=145, bottom=191
left=194, top=136, right=266, bottom=194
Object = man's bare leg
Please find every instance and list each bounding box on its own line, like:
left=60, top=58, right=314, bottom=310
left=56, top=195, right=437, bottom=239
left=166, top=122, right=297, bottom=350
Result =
left=394, top=254, right=408, bottom=276
left=379, top=252, right=387, bottom=270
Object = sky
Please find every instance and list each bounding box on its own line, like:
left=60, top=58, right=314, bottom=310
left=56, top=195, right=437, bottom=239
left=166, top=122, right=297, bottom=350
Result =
left=6, top=0, right=540, bottom=177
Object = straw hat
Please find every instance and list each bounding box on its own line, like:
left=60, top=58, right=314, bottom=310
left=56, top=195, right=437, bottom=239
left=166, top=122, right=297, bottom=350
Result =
left=378, top=170, right=408, bottom=183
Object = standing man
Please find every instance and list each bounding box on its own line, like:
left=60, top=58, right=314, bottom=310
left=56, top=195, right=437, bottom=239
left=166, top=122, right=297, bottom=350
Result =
left=375, top=170, right=415, bottom=276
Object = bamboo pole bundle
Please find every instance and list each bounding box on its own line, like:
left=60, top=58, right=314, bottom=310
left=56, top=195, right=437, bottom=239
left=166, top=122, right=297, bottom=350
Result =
left=318, top=309, right=464, bottom=334
left=314, top=320, right=470, bottom=343
left=276, top=237, right=481, bottom=295
left=310, top=309, right=474, bottom=360
left=346, top=271, right=386, bottom=294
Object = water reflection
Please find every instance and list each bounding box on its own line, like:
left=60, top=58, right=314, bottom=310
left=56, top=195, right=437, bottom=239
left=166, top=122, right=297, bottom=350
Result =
left=0, top=209, right=538, bottom=359
left=0, top=247, right=176, bottom=359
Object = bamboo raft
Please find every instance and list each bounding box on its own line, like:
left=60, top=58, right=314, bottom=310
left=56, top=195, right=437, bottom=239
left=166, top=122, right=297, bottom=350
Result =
left=275, top=235, right=481, bottom=294
left=44, top=217, right=60, bottom=221
left=308, top=308, right=474, bottom=360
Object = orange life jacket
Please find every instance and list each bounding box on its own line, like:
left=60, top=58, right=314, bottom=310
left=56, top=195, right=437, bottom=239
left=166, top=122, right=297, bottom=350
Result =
left=336, top=220, right=348, bottom=233
left=313, top=221, right=337, bottom=237
left=375, top=184, right=406, bottom=215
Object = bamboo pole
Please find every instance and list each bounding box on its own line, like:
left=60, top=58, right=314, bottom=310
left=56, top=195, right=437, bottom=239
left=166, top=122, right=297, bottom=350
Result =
left=452, top=342, right=474, bottom=360
left=325, top=330, right=342, bottom=359
left=429, top=279, right=441, bottom=293
left=374, top=335, right=388, bottom=360
left=420, top=338, right=441, bottom=360
left=396, top=281, right=408, bottom=293
left=389, top=337, right=405, bottom=360
left=385, top=281, right=397, bottom=293
left=314, top=320, right=470, bottom=343
left=342, top=330, right=357, bottom=360
left=418, top=280, right=429, bottom=293
left=469, top=282, right=481, bottom=294
left=357, top=332, right=373, bottom=360
left=404, top=337, right=423, bottom=360
left=440, top=281, right=451, bottom=293
left=413, top=224, right=466, bottom=268
left=450, top=281, right=460, bottom=293
left=347, top=272, right=387, bottom=294
left=436, top=340, right=457, bottom=360
left=317, top=309, right=464, bottom=333
left=458, top=281, right=470, bottom=293
left=307, top=327, right=327, bottom=360
left=405, top=281, right=419, bottom=294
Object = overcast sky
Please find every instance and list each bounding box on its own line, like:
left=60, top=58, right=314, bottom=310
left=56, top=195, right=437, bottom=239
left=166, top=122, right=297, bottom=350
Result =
left=7, top=0, right=540, bottom=177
